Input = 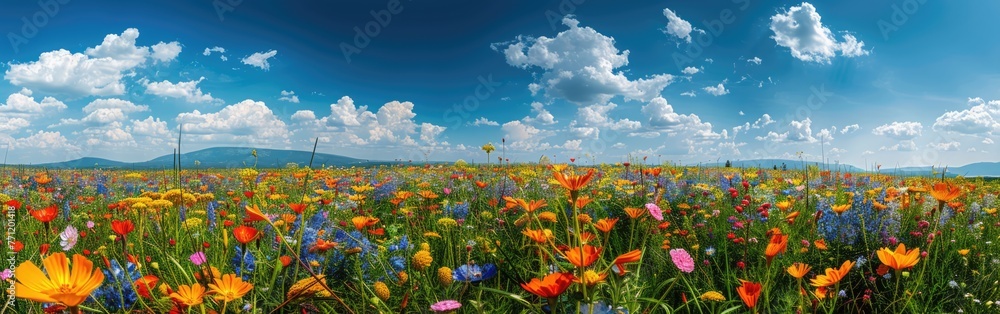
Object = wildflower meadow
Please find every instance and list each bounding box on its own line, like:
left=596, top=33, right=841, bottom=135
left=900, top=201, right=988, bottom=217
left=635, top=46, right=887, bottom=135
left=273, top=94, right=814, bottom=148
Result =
left=3, top=152, right=999, bottom=313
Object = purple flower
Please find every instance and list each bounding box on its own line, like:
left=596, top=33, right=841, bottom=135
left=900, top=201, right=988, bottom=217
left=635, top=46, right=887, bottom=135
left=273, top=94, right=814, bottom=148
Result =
left=0, top=269, right=12, bottom=281
left=646, top=203, right=663, bottom=221
left=430, top=300, right=462, bottom=313
left=86, top=220, right=95, bottom=229
left=190, top=251, right=207, bottom=266
left=669, top=248, right=695, bottom=273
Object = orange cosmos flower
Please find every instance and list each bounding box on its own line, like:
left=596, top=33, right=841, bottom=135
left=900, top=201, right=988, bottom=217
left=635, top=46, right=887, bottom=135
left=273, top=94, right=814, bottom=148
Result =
left=612, top=249, right=642, bottom=276
left=594, top=218, right=619, bottom=233
left=520, top=272, right=575, bottom=299
left=830, top=204, right=851, bottom=215
left=810, top=260, right=855, bottom=287
left=418, top=190, right=439, bottom=200
left=813, top=239, right=828, bottom=251
left=563, top=245, right=601, bottom=268
left=288, top=203, right=307, bottom=215
left=624, top=207, right=646, bottom=219
left=930, top=182, right=961, bottom=202
left=244, top=204, right=269, bottom=223
left=14, top=252, right=105, bottom=308
left=233, top=225, right=259, bottom=244
left=309, top=239, right=338, bottom=253
left=208, top=274, right=253, bottom=302
left=764, top=234, right=788, bottom=263
left=736, top=280, right=762, bottom=309
left=553, top=169, right=595, bottom=193
left=521, top=228, right=553, bottom=244
left=134, top=275, right=159, bottom=299
left=775, top=200, right=792, bottom=211
left=503, top=197, right=547, bottom=213
left=786, top=263, right=811, bottom=279
left=876, top=243, right=920, bottom=271
left=170, top=283, right=206, bottom=307
left=351, top=216, right=379, bottom=231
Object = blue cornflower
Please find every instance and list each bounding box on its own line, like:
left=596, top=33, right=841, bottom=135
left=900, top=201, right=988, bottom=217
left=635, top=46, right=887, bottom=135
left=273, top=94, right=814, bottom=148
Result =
left=452, top=263, right=497, bottom=283
left=232, top=246, right=257, bottom=280
left=90, top=260, right=140, bottom=311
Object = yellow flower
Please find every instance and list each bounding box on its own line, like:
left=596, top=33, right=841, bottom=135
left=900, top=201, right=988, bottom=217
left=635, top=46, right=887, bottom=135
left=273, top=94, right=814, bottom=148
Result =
left=423, top=232, right=442, bottom=239
left=700, top=291, right=726, bottom=302
left=437, top=217, right=457, bottom=228
left=958, top=249, right=970, bottom=256
left=373, top=281, right=390, bottom=301
left=413, top=250, right=433, bottom=271
left=538, top=211, right=558, bottom=223
left=437, top=267, right=454, bottom=286
left=574, top=270, right=607, bottom=287
left=13, top=253, right=105, bottom=308
left=169, top=283, right=206, bottom=307
left=209, top=274, right=253, bottom=302
left=577, top=213, right=592, bottom=224
left=286, top=275, right=331, bottom=300
left=395, top=271, right=408, bottom=285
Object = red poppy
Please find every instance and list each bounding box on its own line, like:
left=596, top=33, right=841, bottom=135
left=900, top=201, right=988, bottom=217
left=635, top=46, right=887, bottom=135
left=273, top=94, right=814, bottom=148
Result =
left=30, top=205, right=58, bottom=223
left=233, top=225, right=259, bottom=244
left=111, top=220, right=135, bottom=236
left=134, top=275, right=159, bottom=299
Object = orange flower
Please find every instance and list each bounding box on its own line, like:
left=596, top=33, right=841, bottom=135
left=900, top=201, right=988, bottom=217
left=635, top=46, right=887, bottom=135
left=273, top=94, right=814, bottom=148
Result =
left=563, top=245, right=601, bottom=268
left=30, top=205, right=58, bottom=223
left=624, top=207, right=646, bottom=219
left=574, top=270, right=607, bottom=287
left=14, top=252, right=105, bottom=308
left=553, top=169, right=595, bottom=193
left=764, top=234, right=788, bottom=263
left=930, top=182, right=961, bottom=202
left=736, top=280, right=762, bottom=309
left=279, top=256, right=293, bottom=267
left=594, top=218, right=619, bottom=233
left=351, top=216, right=379, bottom=231
left=831, top=204, right=850, bottom=215
left=309, top=239, right=338, bottom=253
left=233, top=226, right=259, bottom=244
left=784, top=211, right=800, bottom=224
left=813, top=239, right=828, bottom=251
left=810, top=260, right=854, bottom=287
left=503, top=197, right=547, bottom=213
left=612, top=249, right=642, bottom=276
left=111, top=220, right=135, bottom=236
left=520, top=272, right=574, bottom=299
left=786, top=263, right=811, bottom=279
left=288, top=203, right=307, bottom=215
left=244, top=204, right=269, bottom=223
left=208, top=274, right=253, bottom=302
left=134, top=275, right=159, bottom=299
left=418, top=190, right=439, bottom=200
left=876, top=243, right=920, bottom=271
left=474, top=181, right=488, bottom=189
left=775, top=200, right=792, bottom=211
left=872, top=201, right=888, bottom=211
left=521, top=229, right=553, bottom=244
left=573, top=195, right=594, bottom=209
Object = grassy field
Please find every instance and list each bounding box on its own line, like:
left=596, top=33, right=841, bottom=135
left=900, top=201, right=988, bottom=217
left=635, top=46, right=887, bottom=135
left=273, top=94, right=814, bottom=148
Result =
left=3, top=160, right=999, bottom=313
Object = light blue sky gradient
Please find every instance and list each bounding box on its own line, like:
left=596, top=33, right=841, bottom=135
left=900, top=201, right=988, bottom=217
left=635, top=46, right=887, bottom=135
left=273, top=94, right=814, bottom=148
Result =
left=0, top=0, right=997, bottom=167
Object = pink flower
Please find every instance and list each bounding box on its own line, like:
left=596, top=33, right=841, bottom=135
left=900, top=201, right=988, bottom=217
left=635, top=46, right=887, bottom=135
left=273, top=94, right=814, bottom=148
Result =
left=190, top=251, right=207, bottom=266
left=669, top=248, right=695, bottom=273
left=0, top=269, right=12, bottom=281
left=430, top=300, right=462, bottom=313
left=645, top=203, right=663, bottom=221
left=443, top=188, right=452, bottom=195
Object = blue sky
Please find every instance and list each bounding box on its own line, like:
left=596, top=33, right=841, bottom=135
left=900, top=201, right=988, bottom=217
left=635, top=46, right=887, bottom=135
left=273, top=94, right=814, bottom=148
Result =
left=1, top=0, right=998, bottom=167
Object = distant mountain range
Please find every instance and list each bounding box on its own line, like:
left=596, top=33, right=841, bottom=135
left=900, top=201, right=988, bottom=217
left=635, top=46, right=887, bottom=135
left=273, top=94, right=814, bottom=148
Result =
left=24, top=149, right=1000, bottom=177
left=707, top=159, right=1000, bottom=177
left=34, top=147, right=391, bottom=169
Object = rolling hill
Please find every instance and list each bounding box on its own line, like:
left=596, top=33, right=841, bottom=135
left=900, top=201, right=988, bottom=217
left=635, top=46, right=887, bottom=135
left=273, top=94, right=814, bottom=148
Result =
left=35, top=147, right=384, bottom=169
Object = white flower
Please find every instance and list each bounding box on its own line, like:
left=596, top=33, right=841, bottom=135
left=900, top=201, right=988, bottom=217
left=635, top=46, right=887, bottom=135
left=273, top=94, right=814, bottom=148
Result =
left=60, top=225, right=79, bottom=251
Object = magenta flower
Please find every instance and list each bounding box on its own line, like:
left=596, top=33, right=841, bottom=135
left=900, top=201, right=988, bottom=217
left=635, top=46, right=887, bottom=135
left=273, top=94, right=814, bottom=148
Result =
left=0, top=269, right=12, bottom=281
left=669, top=248, right=695, bottom=273
left=443, top=188, right=452, bottom=195
left=430, top=300, right=462, bottom=313
left=645, top=203, right=663, bottom=221
left=190, top=251, right=207, bottom=266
